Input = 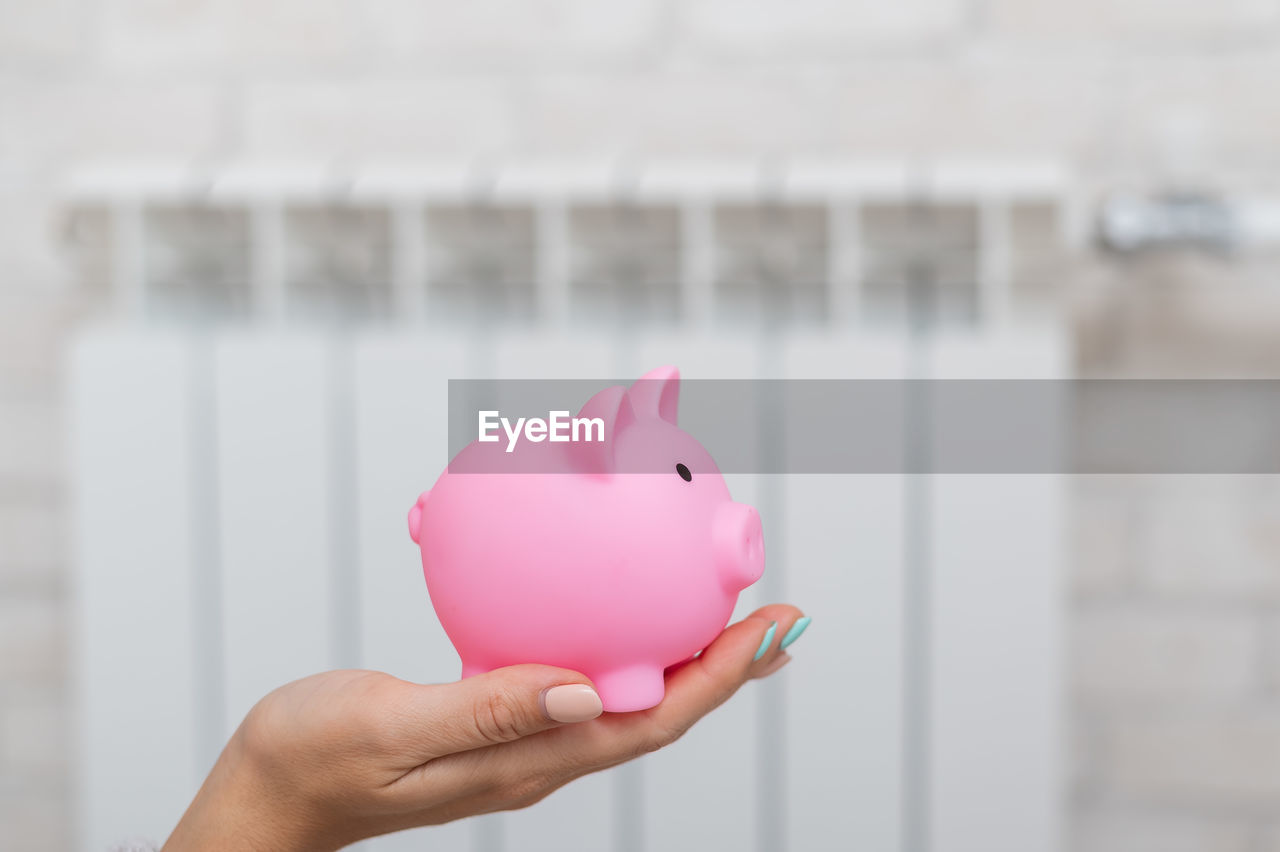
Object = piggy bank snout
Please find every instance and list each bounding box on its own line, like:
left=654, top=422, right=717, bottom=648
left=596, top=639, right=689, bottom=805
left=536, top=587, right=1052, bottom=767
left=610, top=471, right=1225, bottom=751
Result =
left=714, top=502, right=765, bottom=590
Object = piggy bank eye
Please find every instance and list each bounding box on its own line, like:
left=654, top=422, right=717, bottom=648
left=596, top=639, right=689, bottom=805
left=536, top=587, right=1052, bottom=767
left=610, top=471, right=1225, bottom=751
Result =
left=676, top=463, right=692, bottom=482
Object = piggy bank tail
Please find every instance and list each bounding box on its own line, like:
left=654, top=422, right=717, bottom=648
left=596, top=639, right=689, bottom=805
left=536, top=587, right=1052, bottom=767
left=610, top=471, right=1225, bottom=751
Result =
left=407, top=490, right=431, bottom=544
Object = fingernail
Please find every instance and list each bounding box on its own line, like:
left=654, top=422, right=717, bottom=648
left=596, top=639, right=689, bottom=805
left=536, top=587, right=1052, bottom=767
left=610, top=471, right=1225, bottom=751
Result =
left=541, top=684, right=603, bottom=723
left=780, top=616, right=812, bottom=650
left=753, top=622, right=778, bottom=661
left=756, top=652, right=793, bottom=678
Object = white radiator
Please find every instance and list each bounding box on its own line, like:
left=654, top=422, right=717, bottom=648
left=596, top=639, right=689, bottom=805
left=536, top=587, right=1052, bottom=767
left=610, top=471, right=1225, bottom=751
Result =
left=66, top=161, right=1068, bottom=852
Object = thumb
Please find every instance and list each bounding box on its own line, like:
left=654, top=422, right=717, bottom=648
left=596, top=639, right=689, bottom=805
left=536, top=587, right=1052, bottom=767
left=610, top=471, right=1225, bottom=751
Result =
left=407, top=665, right=603, bottom=759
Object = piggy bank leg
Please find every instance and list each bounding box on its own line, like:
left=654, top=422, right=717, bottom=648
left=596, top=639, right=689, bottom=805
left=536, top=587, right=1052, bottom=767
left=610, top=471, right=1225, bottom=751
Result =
left=591, top=665, right=666, bottom=713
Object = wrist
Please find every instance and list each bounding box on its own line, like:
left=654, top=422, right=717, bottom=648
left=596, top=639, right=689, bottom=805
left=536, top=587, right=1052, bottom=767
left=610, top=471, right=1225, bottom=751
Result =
left=161, top=730, right=335, bottom=852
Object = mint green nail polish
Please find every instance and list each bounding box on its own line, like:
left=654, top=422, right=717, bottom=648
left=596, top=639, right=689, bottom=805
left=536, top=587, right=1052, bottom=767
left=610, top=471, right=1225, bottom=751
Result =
left=753, top=622, right=778, bottom=661
left=780, top=616, right=812, bottom=650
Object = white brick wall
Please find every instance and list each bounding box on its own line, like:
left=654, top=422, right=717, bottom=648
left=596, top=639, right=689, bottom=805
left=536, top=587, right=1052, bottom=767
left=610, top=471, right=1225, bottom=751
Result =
left=826, top=58, right=1112, bottom=160
left=96, top=0, right=356, bottom=69
left=1105, top=711, right=1280, bottom=803
left=0, top=502, right=65, bottom=577
left=0, top=398, right=63, bottom=487
left=0, top=780, right=68, bottom=852
left=0, top=80, right=226, bottom=165
left=0, top=0, right=85, bottom=64
left=1071, top=477, right=1138, bottom=598
left=1107, top=56, right=1280, bottom=175
left=242, top=79, right=516, bottom=158
left=521, top=72, right=835, bottom=156
left=1074, top=811, right=1257, bottom=852
left=3, top=2, right=1280, bottom=850
left=680, top=0, right=965, bottom=50
left=1136, top=478, right=1280, bottom=602
left=0, top=597, right=66, bottom=683
left=0, top=686, right=68, bottom=778
left=358, top=0, right=664, bottom=62
left=985, top=0, right=1280, bottom=44
left=1073, top=606, right=1260, bottom=705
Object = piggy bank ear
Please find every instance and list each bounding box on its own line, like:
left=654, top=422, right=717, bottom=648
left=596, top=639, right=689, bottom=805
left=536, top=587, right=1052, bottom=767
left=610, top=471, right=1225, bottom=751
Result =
left=568, top=385, right=636, bottom=475
left=629, top=365, right=680, bottom=425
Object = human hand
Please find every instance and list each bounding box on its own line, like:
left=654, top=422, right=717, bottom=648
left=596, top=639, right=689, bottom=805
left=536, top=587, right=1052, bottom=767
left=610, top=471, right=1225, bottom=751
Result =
left=160, top=604, right=808, bottom=852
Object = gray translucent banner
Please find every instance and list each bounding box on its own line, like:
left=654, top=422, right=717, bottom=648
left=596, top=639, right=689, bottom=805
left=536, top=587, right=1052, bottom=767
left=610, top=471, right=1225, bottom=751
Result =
left=445, top=379, right=1280, bottom=474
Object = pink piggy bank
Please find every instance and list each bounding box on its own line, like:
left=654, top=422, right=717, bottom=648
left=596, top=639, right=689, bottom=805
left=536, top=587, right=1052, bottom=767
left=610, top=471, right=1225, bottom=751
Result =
left=407, top=366, right=765, bottom=712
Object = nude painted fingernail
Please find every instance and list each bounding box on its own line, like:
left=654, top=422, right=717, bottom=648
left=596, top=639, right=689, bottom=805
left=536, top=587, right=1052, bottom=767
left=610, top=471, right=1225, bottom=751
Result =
left=541, top=684, right=603, bottom=723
